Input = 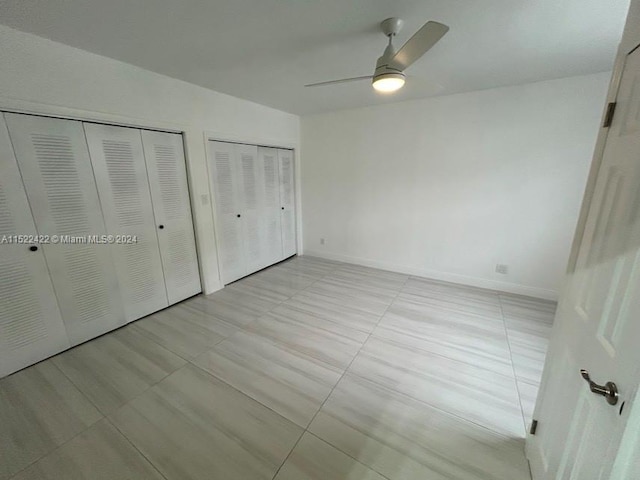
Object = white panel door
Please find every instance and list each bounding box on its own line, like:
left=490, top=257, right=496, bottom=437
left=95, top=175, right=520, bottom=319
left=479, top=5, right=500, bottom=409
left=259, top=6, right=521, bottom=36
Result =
left=258, top=147, right=283, bottom=266
left=527, top=44, right=640, bottom=479
left=209, top=141, right=247, bottom=284
left=278, top=149, right=296, bottom=258
left=84, top=123, right=168, bottom=321
left=141, top=130, right=201, bottom=305
left=237, top=143, right=265, bottom=272
left=0, top=114, right=70, bottom=378
left=5, top=113, right=125, bottom=345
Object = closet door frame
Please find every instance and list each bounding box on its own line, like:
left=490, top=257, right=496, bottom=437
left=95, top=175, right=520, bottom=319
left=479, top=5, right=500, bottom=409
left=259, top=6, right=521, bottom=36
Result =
left=205, top=135, right=299, bottom=287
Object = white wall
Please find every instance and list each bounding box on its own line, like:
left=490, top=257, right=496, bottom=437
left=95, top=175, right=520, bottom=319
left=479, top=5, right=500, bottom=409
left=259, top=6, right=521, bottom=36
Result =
left=301, top=73, right=610, bottom=299
left=0, top=25, right=300, bottom=294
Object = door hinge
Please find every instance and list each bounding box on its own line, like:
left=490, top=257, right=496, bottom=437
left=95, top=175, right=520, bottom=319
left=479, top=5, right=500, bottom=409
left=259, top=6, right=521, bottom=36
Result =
left=603, top=102, right=617, bottom=128
left=530, top=419, right=538, bottom=435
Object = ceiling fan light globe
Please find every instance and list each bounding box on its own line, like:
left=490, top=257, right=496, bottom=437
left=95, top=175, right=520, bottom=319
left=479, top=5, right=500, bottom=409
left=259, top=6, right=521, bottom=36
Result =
left=372, top=73, right=405, bottom=93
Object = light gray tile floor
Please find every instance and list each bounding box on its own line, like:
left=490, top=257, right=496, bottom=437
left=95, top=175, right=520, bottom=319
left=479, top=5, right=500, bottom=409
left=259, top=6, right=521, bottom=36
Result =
left=1, top=255, right=555, bottom=479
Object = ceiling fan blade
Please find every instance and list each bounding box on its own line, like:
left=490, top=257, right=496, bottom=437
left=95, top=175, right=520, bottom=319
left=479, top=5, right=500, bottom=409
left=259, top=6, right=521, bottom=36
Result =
left=392, top=21, right=449, bottom=70
left=305, top=76, right=372, bottom=87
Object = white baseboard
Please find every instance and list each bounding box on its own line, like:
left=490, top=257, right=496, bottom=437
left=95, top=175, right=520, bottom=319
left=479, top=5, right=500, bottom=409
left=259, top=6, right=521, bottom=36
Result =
left=303, top=250, right=558, bottom=301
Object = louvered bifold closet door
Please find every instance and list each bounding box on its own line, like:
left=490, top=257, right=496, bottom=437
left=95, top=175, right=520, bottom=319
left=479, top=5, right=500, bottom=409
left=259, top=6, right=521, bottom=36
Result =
left=237, top=143, right=265, bottom=272
left=258, top=147, right=283, bottom=266
left=278, top=149, right=296, bottom=258
left=208, top=141, right=247, bottom=284
left=141, top=130, right=200, bottom=305
left=4, top=113, right=125, bottom=345
left=0, top=115, right=70, bottom=377
left=84, top=124, right=168, bottom=322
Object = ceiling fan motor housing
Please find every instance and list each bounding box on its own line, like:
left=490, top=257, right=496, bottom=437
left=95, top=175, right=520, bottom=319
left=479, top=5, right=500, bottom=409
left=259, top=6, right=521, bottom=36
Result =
left=372, top=50, right=405, bottom=92
left=373, top=46, right=405, bottom=82
left=373, top=65, right=405, bottom=83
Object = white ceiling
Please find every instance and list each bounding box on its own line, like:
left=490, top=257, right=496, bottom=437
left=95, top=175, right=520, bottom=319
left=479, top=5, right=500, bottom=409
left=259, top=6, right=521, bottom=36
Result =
left=0, top=0, right=630, bottom=115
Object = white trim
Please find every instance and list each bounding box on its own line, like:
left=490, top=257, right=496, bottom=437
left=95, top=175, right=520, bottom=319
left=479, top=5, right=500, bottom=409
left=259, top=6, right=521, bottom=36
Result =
left=202, top=129, right=298, bottom=151
left=304, top=249, right=559, bottom=300
left=201, top=134, right=225, bottom=289
left=0, top=97, right=186, bottom=133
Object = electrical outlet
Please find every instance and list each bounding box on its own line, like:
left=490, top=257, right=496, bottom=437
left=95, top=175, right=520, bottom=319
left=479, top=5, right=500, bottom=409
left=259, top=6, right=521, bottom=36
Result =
left=320, top=238, right=325, bottom=245
left=496, top=264, right=509, bottom=275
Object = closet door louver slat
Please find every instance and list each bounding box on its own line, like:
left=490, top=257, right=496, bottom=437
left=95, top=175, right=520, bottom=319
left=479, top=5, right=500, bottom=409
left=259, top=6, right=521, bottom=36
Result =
left=4, top=113, right=125, bottom=345
left=237, top=144, right=264, bottom=273
left=141, top=130, right=201, bottom=305
left=258, top=147, right=284, bottom=266
left=209, top=141, right=296, bottom=285
left=278, top=148, right=297, bottom=258
left=84, top=123, right=169, bottom=322
left=209, top=141, right=247, bottom=284
left=0, top=114, right=70, bottom=377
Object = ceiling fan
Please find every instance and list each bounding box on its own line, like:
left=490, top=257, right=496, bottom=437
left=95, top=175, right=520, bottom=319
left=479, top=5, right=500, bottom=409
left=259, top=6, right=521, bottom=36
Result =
left=305, top=17, right=449, bottom=93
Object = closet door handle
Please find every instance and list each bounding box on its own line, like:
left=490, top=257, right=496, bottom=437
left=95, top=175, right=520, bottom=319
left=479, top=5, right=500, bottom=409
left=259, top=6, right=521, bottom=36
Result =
left=281, top=207, right=284, bottom=210
left=158, top=225, right=165, bottom=230
left=29, top=245, right=38, bottom=252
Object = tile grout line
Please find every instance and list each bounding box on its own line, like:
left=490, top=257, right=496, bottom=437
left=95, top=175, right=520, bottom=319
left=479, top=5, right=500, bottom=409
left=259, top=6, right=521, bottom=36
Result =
left=342, top=364, right=530, bottom=443
left=5, top=258, right=542, bottom=479
left=499, top=297, right=538, bottom=480
left=7, top=354, right=124, bottom=477
left=105, top=417, right=172, bottom=480
left=2, top=258, right=373, bottom=480
left=105, top=262, right=328, bottom=480
left=269, top=273, right=412, bottom=480
left=171, top=261, right=540, bottom=476
left=5, top=418, right=98, bottom=479
left=180, top=266, right=365, bottom=428
left=47, top=361, right=104, bottom=418
left=307, top=431, right=394, bottom=480
left=5, top=413, right=170, bottom=480
left=171, top=259, right=351, bottom=478
left=3, top=366, right=109, bottom=479
left=128, top=258, right=336, bottom=370
left=347, top=302, right=523, bottom=384
left=321, top=276, right=531, bottom=451
left=54, top=336, right=189, bottom=418
left=185, top=359, right=310, bottom=431
left=110, top=258, right=343, bottom=438
left=201, top=259, right=345, bottom=361
left=235, top=258, right=354, bottom=480
left=235, top=260, right=343, bottom=334
left=498, top=294, right=530, bottom=436
left=120, top=259, right=345, bottom=433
